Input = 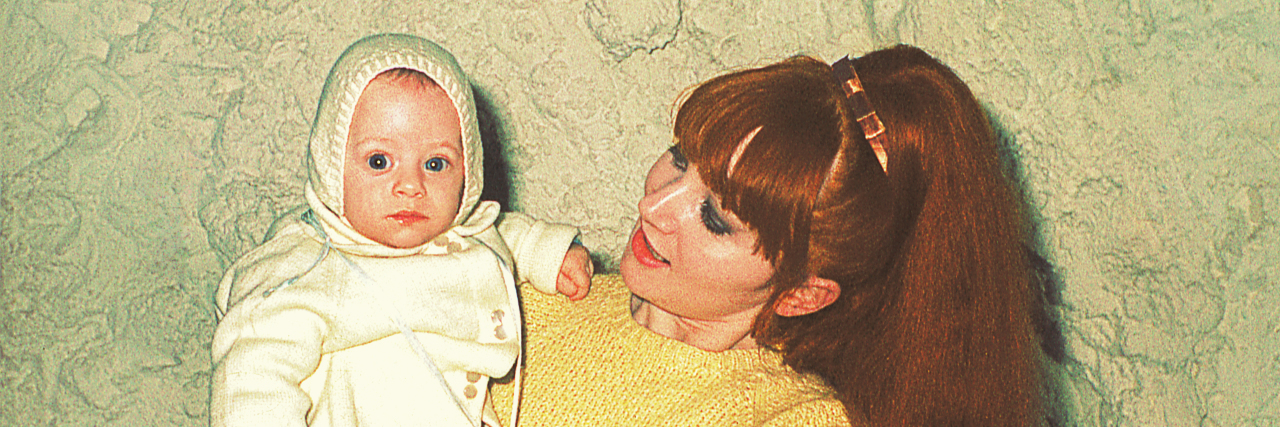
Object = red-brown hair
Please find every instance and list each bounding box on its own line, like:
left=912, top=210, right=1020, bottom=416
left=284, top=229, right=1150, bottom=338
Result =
left=373, top=67, right=438, bottom=90
left=676, top=46, right=1041, bottom=426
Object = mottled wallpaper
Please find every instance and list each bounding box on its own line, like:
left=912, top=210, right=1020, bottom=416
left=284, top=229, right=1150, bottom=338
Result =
left=1, top=0, right=1277, bottom=425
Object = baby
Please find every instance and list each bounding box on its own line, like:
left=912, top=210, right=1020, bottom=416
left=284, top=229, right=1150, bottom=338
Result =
left=211, top=34, right=590, bottom=427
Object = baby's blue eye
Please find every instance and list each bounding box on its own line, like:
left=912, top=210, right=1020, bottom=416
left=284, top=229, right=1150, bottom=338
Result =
left=368, top=154, right=389, bottom=170
left=424, top=157, right=449, bottom=172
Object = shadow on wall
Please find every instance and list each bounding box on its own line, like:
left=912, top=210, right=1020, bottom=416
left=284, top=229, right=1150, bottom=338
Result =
left=472, top=84, right=606, bottom=274
left=473, top=85, right=513, bottom=210
left=987, top=108, right=1072, bottom=427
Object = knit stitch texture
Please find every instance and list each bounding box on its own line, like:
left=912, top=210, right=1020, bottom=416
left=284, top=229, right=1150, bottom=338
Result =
left=492, top=274, right=860, bottom=426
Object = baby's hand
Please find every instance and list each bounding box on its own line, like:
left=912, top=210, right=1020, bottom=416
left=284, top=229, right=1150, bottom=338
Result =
left=556, top=244, right=592, bottom=301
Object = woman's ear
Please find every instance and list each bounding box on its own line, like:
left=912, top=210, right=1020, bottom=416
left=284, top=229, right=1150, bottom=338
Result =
left=774, top=276, right=840, bottom=317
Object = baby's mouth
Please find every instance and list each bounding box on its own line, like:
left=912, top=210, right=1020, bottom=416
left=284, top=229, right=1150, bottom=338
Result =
left=388, top=210, right=428, bottom=224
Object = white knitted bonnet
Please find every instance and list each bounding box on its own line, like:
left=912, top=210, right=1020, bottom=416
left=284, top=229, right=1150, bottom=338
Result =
left=306, top=33, right=483, bottom=227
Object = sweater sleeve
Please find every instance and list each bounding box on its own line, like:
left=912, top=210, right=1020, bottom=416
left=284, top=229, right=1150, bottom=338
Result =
left=494, top=211, right=580, bottom=295
left=210, top=290, right=327, bottom=427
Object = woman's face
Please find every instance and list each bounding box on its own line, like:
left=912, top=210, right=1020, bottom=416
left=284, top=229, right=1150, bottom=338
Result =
left=620, top=146, right=776, bottom=321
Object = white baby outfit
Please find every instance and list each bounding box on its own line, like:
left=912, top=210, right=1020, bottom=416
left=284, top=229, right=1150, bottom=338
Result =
left=211, top=34, right=577, bottom=427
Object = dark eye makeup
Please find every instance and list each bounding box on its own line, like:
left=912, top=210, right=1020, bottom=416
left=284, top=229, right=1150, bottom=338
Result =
left=667, top=145, right=689, bottom=172
left=665, top=145, right=730, bottom=236
left=700, top=198, right=732, bottom=235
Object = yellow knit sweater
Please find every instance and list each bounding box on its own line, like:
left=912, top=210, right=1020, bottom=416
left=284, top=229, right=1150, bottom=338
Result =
left=491, top=274, right=858, bottom=427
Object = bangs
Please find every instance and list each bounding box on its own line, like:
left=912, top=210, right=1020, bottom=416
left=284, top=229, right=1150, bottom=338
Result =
left=374, top=67, right=438, bottom=90
left=673, top=57, right=845, bottom=270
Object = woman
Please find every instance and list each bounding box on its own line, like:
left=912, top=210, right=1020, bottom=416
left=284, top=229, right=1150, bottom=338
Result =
left=493, top=45, right=1041, bottom=427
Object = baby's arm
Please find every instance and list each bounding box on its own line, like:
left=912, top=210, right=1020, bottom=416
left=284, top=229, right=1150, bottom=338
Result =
left=495, top=211, right=591, bottom=299
left=211, top=280, right=324, bottom=426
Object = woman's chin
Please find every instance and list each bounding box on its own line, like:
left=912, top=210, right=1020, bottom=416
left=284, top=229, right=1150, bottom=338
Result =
left=619, top=252, right=650, bottom=294
left=619, top=251, right=638, bottom=280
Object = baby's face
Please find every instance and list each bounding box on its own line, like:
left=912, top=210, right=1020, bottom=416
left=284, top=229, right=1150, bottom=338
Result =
left=343, top=76, right=464, bottom=248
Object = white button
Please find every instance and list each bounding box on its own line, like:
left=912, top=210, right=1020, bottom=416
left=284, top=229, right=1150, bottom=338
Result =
left=463, top=384, right=478, bottom=399
left=466, top=372, right=482, bottom=383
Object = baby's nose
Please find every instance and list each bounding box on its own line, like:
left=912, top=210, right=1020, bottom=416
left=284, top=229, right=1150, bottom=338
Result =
left=393, top=173, right=425, bottom=197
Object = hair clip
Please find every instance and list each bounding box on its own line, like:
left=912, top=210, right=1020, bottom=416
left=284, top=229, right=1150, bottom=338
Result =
left=831, top=56, right=888, bottom=173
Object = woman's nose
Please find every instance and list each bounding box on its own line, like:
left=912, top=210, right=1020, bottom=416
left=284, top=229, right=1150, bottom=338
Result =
left=638, top=179, right=687, bottom=233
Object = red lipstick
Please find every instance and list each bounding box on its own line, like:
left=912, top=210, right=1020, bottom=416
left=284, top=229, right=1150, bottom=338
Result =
left=629, top=227, right=670, bottom=268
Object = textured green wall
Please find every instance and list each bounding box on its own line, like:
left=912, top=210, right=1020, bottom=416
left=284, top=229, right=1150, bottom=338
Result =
left=2, top=0, right=1277, bottom=425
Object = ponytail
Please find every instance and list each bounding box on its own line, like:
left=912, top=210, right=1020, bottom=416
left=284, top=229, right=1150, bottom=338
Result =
left=674, top=46, right=1042, bottom=426
left=773, top=46, right=1041, bottom=426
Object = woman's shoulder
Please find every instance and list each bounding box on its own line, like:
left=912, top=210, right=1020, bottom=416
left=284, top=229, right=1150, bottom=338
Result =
left=761, top=397, right=859, bottom=427
left=719, top=350, right=857, bottom=426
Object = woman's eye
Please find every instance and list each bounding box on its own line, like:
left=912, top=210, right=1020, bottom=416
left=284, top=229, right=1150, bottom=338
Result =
left=668, top=145, right=688, bottom=172
left=700, top=198, right=732, bottom=236
left=367, top=154, right=389, bottom=170
left=424, top=157, right=449, bottom=172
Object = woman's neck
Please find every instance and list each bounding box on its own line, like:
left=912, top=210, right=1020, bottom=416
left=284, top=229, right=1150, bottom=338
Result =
left=629, top=295, right=762, bottom=351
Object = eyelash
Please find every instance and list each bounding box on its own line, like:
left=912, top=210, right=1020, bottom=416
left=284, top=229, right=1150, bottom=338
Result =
left=700, top=198, right=732, bottom=235
left=667, top=146, right=730, bottom=235
left=668, top=146, right=688, bottom=172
